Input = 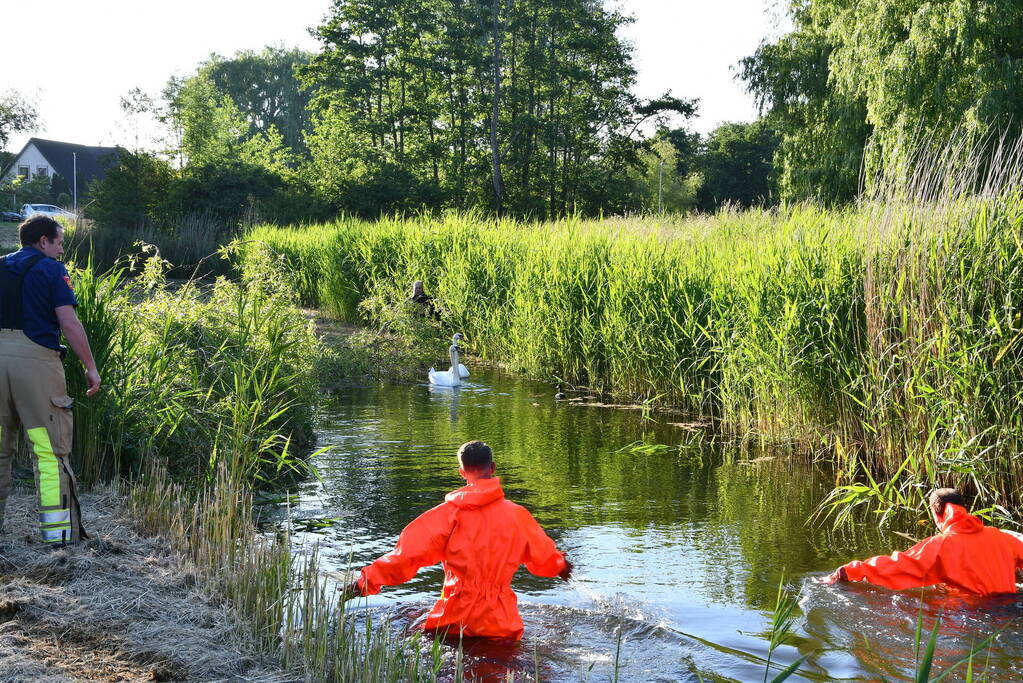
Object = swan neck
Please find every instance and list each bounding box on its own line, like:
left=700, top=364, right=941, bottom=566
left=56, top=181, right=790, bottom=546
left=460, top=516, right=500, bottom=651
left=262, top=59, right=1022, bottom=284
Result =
left=449, top=344, right=459, bottom=366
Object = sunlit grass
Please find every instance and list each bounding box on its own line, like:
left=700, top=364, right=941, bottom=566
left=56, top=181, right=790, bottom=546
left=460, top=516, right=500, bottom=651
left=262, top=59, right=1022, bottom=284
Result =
left=67, top=246, right=318, bottom=487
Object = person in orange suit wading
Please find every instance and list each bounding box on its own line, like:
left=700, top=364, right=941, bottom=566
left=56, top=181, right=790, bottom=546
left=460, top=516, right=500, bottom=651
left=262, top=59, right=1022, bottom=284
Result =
left=820, top=488, right=1023, bottom=596
left=342, top=440, right=573, bottom=640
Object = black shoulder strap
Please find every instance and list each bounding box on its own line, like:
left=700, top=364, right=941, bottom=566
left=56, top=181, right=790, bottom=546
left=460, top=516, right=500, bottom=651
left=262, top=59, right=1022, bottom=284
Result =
left=18, top=252, right=46, bottom=286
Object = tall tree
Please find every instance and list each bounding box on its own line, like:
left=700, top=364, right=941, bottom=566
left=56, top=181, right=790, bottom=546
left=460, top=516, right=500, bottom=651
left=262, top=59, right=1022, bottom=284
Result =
left=739, top=7, right=870, bottom=205
left=697, top=120, right=779, bottom=211
left=166, top=73, right=248, bottom=168
left=156, top=69, right=310, bottom=223
left=489, top=0, right=505, bottom=213
left=299, top=0, right=682, bottom=217
left=0, top=89, right=39, bottom=152
left=823, top=0, right=1023, bottom=186
left=199, top=46, right=313, bottom=157
left=629, top=133, right=699, bottom=213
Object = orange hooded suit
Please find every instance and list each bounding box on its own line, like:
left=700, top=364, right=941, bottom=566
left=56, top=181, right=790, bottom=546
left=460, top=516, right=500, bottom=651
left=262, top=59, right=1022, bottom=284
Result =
left=355, top=477, right=567, bottom=640
left=838, top=504, right=1023, bottom=596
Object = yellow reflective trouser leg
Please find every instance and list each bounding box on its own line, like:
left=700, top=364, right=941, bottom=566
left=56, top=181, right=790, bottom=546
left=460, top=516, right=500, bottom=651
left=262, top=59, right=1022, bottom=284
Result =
left=0, top=331, right=85, bottom=545
left=28, top=427, right=75, bottom=544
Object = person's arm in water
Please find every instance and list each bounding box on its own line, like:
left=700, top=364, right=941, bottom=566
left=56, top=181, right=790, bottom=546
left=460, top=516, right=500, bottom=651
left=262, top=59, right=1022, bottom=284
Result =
left=56, top=305, right=101, bottom=396
left=342, top=503, right=455, bottom=600
left=517, top=506, right=572, bottom=581
left=820, top=535, right=943, bottom=589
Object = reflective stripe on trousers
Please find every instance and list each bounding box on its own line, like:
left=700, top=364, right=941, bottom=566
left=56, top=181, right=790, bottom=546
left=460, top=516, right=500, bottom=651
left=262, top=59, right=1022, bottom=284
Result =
left=28, top=426, right=74, bottom=543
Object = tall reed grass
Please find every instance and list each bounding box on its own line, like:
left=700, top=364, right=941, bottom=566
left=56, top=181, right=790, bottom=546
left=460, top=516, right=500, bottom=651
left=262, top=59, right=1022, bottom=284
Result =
left=239, top=138, right=1023, bottom=517
left=66, top=212, right=238, bottom=277
left=66, top=247, right=317, bottom=487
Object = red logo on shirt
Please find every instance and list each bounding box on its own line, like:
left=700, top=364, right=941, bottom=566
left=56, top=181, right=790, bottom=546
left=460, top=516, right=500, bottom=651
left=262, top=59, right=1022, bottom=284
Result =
left=64, top=275, right=73, bottom=290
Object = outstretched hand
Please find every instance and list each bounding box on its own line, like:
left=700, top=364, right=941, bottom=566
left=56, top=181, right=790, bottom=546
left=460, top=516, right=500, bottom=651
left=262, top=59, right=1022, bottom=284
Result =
left=339, top=580, right=363, bottom=602
left=817, top=567, right=848, bottom=585
left=558, top=559, right=573, bottom=581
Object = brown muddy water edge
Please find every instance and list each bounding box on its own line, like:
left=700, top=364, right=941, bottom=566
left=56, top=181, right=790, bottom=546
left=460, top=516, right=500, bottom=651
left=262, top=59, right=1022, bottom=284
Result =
left=0, top=487, right=293, bottom=683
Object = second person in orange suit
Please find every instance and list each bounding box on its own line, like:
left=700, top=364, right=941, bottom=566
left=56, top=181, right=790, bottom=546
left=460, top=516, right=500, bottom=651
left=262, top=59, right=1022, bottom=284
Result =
left=821, top=488, right=1023, bottom=596
left=342, top=440, right=573, bottom=640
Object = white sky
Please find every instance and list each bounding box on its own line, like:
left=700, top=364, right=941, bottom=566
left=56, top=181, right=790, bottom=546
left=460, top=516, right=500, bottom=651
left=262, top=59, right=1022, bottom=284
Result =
left=4, top=0, right=789, bottom=153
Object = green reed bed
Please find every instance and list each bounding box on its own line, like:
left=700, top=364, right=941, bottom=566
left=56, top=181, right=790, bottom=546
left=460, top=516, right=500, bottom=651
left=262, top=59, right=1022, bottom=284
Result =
left=240, top=193, right=1023, bottom=516
left=65, top=249, right=317, bottom=487
left=65, top=212, right=238, bottom=277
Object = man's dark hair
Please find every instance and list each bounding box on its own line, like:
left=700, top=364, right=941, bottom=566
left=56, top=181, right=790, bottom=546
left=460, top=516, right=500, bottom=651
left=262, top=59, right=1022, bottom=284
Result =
left=19, top=215, right=61, bottom=246
left=929, top=488, right=966, bottom=520
left=458, top=440, right=493, bottom=471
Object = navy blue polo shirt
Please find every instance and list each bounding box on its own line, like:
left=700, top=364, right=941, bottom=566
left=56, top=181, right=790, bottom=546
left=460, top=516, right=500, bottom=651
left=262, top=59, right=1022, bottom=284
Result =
left=5, top=247, right=77, bottom=350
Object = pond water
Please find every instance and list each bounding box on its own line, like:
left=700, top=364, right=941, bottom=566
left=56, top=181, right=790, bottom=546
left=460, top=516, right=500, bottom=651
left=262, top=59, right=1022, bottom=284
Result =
left=275, top=368, right=1023, bottom=682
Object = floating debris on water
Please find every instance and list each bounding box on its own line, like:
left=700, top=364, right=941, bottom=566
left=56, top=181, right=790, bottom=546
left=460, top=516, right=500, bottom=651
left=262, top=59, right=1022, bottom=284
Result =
left=290, top=517, right=343, bottom=532
left=667, top=421, right=710, bottom=431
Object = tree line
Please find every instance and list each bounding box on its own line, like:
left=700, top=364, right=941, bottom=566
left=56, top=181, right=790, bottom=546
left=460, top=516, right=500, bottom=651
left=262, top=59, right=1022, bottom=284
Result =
left=3, top=0, right=778, bottom=225
left=6, top=0, right=1019, bottom=225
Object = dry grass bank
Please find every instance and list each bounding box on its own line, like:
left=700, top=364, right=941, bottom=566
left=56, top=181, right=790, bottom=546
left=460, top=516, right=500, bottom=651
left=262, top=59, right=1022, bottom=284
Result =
left=0, top=486, right=292, bottom=683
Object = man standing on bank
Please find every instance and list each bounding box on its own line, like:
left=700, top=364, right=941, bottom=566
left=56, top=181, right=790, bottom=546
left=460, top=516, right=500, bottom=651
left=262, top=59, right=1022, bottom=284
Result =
left=0, top=215, right=101, bottom=546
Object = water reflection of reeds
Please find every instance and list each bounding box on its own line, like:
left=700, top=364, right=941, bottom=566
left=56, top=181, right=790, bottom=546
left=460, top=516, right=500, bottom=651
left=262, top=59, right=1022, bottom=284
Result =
left=303, top=370, right=970, bottom=680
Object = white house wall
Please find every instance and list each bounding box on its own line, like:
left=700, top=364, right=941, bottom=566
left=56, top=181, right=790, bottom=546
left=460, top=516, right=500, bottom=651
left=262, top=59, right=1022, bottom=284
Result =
left=2, top=143, right=55, bottom=183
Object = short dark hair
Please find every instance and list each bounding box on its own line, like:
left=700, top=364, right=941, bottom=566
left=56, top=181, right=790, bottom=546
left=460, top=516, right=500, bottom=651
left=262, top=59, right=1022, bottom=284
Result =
left=929, top=488, right=966, bottom=519
left=19, top=215, right=62, bottom=246
left=458, top=440, right=493, bottom=471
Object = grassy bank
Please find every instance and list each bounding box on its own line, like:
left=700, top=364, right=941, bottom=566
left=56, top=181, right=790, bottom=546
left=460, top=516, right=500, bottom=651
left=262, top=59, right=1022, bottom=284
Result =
left=126, top=463, right=483, bottom=682
left=0, top=487, right=286, bottom=681
left=241, top=192, right=1023, bottom=517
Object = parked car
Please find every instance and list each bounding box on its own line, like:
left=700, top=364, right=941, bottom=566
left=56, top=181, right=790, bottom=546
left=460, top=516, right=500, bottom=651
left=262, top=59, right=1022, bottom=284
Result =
left=20, top=204, right=76, bottom=220
left=0, top=211, right=23, bottom=223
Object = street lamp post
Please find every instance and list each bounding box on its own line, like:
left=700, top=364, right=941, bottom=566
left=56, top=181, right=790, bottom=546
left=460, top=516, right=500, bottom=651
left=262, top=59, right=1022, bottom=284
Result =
left=658, top=160, right=664, bottom=214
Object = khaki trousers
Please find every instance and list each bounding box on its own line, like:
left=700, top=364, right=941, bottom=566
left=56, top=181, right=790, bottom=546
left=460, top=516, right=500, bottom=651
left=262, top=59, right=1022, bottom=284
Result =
left=0, top=330, right=84, bottom=544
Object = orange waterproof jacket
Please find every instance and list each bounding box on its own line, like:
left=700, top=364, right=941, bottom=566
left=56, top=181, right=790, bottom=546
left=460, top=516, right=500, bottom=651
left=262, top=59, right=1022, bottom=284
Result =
left=840, top=504, right=1023, bottom=596
left=356, top=477, right=566, bottom=640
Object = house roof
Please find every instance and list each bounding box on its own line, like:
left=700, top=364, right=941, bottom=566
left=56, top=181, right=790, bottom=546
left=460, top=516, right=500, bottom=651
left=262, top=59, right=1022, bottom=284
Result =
left=4, top=138, right=120, bottom=189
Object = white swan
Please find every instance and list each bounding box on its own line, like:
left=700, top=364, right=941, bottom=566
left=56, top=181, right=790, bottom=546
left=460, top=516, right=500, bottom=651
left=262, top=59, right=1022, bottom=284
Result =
left=429, top=333, right=468, bottom=386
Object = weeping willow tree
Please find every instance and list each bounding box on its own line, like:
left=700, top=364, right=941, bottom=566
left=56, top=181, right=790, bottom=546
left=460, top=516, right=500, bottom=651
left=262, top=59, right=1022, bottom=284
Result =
left=740, top=0, right=1023, bottom=204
